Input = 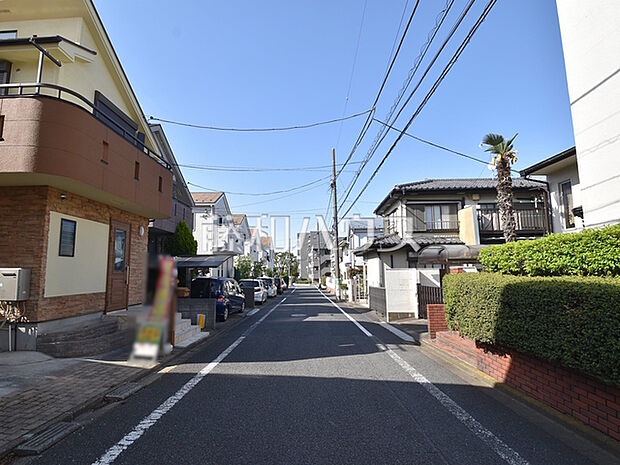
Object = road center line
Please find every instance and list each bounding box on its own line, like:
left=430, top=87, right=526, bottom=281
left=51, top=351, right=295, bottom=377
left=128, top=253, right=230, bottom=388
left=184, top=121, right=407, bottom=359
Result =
left=92, top=290, right=294, bottom=465
left=319, top=290, right=529, bottom=465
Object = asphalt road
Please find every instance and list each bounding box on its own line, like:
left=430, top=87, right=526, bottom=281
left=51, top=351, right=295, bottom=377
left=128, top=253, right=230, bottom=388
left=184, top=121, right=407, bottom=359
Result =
left=25, top=287, right=618, bottom=465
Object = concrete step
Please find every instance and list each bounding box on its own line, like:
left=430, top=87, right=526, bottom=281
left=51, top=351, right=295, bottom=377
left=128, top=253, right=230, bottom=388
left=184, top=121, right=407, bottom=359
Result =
left=174, top=324, right=200, bottom=345
left=37, top=319, right=119, bottom=344
left=37, top=327, right=134, bottom=358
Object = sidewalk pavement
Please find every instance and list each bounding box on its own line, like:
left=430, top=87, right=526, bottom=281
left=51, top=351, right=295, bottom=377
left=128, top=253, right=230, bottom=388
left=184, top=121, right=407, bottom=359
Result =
left=0, top=350, right=154, bottom=457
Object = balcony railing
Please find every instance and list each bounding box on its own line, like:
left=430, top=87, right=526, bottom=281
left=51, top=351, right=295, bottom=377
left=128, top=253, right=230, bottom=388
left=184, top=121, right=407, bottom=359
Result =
left=477, top=206, right=547, bottom=233
left=0, top=82, right=171, bottom=170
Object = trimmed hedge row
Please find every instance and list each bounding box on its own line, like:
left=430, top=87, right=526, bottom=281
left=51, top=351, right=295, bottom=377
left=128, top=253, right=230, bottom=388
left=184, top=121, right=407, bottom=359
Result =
left=443, top=273, right=620, bottom=384
left=478, top=224, right=620, bottom=277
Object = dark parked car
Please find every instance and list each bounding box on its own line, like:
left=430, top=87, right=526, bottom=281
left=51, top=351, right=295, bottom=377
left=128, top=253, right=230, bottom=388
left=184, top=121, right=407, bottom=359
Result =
left=190, top=277, right=245, bottom=321
left=273, top=277, right=283, bottom=294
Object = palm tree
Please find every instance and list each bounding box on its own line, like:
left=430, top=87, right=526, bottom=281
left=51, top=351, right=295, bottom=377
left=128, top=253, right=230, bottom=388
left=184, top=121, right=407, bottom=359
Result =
left=481, top=133, right=518, bottom=242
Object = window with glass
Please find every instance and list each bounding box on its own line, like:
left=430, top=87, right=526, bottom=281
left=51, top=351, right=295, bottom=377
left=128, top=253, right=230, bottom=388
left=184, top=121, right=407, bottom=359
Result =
left=406, top=204, right=458, bottom=232
left=59, top=219, right=76, bottom=257
left=114, top=229, right=126, bottom=272
left=559, top=180, right=575, bottom=229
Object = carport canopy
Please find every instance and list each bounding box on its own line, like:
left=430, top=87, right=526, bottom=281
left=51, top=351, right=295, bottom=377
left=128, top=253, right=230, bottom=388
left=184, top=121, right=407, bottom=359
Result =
left=175, top=254, right=234, bottom=268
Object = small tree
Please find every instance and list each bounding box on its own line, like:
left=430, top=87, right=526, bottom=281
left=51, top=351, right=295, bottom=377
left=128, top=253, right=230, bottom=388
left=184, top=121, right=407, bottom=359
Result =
left=165, top=221, right=197, bottom=256
left=252, top=260, right=264, bottom=278
left=236, top=255, right=253, bottom=279
left=264, top=267, right=274, bottom=277
left=481, top=133, right=519, bottom=243
left=274, top=252, right=299, bottom=279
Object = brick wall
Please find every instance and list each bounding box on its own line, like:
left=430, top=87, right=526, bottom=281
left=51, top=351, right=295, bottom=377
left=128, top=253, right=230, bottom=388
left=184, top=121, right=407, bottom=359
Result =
left=427, top=304, right=620, bottom=440
left=0, top=186, right=148, bottom=322
left=427, top=303, right=448, bottom=338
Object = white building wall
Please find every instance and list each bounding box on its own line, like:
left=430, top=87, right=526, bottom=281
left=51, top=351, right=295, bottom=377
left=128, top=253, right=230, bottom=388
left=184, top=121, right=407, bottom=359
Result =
left=546, top=165, right=583, bottom=233
left=555, top=0, right=620, bottom=227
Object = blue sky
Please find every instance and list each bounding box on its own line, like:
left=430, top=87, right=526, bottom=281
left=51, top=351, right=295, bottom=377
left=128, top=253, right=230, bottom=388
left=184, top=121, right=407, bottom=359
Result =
left=95, top=0, right=574, bottom=248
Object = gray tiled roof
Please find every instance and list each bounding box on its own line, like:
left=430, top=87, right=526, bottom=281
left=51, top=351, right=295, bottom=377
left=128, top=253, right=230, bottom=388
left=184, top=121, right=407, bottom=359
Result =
left=414, top=235, right=463, bottom=246
left=375, top=177, right=546, bottom=214
left=395, top=178, right=544, bottom=191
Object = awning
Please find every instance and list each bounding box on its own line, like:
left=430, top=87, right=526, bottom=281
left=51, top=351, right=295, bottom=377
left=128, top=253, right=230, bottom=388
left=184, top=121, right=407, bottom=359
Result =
left=415, top=244, right=482, bottom=265
left=175, top=254, right=235, bottom=268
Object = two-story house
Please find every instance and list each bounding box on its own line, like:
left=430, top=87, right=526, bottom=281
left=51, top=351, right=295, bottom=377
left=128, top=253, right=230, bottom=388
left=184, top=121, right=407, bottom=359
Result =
left=148, top=124, right=194, bottom=254
left=339, top=218, right=384, bottom=280
left=191, top=191, right=236, bottom=278
left=521, top=147, right=583, bottom=233
left=231, top=214, right=253, bottom=258
left=358, top=178, right=548, bottom=288
left=0, top=0, right=173, bottom=352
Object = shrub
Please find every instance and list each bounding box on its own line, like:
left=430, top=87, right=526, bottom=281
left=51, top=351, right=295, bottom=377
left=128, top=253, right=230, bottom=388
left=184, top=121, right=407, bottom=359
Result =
left=478, top=224, right=620, bottom=277
left=443, top=272, right=620, bottom=384
left=165, top=221, right=197, bottom=256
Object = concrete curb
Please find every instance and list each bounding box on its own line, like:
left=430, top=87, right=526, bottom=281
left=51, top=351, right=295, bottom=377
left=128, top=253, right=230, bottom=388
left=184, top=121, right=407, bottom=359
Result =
left=0, top=299, right=266, bottom=460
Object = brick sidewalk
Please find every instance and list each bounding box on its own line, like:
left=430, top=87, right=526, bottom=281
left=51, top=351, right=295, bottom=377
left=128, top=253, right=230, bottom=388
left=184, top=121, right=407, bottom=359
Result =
left=0, top=358, right=148, bottom=456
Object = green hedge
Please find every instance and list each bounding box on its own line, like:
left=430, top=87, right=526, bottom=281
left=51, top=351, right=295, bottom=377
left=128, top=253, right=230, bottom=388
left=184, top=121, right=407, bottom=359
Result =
left=443, top=273, right=620, bottom=384
left=478, top=224, right=620, bottom=277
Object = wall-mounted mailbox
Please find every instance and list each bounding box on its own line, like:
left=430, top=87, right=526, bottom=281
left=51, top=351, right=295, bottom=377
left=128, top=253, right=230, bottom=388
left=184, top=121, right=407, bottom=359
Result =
left=0, top=268, right=31, bottom=301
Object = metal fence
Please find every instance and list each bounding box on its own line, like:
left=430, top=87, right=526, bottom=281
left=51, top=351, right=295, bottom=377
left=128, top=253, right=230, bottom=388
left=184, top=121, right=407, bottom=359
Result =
left=369, top=286, right=386, bottom=319
left=417, top=285, right=443, bottom=319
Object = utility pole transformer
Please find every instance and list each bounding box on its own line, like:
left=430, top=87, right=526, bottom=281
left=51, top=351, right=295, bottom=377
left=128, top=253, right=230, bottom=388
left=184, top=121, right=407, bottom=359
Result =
left=331, top=148, right=341, bottom=300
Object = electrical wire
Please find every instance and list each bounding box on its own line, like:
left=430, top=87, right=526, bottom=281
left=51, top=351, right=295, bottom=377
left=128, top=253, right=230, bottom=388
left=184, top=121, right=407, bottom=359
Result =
left=340, top=0, right=499, bottom=220
left=336, top=0, right=423, bottom=177
left=149, top=109, right=372, bottom=132
left=339, top=0, right=471, bottom=211
left=188, top=176, right=330, bottom=197
left=335, top=0, right=368, bottom=150
left=230, top=180, right=332, bottom=208
left=175, top=161, right=361, bottom=173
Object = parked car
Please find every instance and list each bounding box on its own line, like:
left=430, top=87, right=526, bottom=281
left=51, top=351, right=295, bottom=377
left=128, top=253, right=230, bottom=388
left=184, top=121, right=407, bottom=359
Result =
left=190, top=277, right=245, bottom=321
left=273, top=277, right=283, bottom=294
left=259, top=277, right=277, bottom=297
left=239, top=279, right=268, bottom=304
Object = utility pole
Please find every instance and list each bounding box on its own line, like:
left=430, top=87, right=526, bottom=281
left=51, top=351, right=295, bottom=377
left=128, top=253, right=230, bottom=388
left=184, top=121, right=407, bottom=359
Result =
left=316, top=217, right=321, bottom=286
left=331, top=148, right=341, bottom=300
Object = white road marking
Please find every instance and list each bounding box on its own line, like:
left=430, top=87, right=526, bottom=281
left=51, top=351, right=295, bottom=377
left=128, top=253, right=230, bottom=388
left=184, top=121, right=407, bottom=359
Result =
left=92, top=290, right=294, bottom=465
left=290, top=313, right=307, bottom=317
left=246, top=307, right=260, bottom=317
left=378, top=321, right=416, bottom=343
left=316, top=288, right=373, bottom=337
left=319, top=290, right=529, bottom=465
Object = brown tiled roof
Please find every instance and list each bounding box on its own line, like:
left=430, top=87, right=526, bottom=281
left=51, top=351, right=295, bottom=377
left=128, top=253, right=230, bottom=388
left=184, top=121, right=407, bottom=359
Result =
left=231, top=214, right=246, bottom=226
left=191, top=191, right=224, bottom=204
left=260, top=236, right=272, bottom=248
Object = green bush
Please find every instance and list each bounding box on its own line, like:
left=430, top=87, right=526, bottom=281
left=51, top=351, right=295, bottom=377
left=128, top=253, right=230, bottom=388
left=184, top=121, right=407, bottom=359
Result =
left=165, top=221, right=197, bottom=256
left=443, top=272, right=620, bottom=384
left=478, top=224, right=620, bottom=277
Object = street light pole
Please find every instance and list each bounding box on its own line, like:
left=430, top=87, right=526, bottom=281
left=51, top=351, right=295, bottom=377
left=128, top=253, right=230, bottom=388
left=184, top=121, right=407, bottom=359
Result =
left=332, top=148, right=341, bottom=300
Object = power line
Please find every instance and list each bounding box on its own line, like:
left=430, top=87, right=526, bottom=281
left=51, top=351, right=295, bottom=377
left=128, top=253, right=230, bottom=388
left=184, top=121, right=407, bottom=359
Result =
left=149, top=108, right=372, bottom=132
left=230, top=180, right=332, bottom=208
left=188, top=175, right=330, bottom=197
left=340, top=0, right=499, bottom=220
left=336, top=0, right=423, bottom=177
left=339, top=0, right=471, bottom=211
left=335, top=0, right=368, bottom=150
left=175, top=161, right=361, bottom=173
left=372, top=118, right=488, bottom=166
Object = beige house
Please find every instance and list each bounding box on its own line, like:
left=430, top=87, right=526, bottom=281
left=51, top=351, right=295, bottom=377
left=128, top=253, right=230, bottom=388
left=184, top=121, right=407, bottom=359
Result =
left=0, top=0, right=173, bottom=352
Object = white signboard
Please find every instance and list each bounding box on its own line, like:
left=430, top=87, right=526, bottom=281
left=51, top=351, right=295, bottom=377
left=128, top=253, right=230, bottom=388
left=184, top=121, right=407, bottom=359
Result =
left=385, top=269, right=418, bottom=321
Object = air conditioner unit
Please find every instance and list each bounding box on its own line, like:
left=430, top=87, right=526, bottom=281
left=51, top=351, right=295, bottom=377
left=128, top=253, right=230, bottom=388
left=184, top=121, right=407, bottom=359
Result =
left=0, top=268, right=31, bottom=301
